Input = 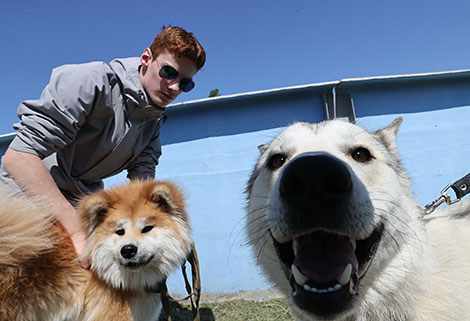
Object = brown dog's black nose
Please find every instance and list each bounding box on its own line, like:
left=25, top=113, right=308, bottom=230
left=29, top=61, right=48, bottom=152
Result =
left=120, top=244, right=138, bottom=259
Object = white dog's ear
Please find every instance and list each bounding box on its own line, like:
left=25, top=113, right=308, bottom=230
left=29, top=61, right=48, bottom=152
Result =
left=374, top=117, right=403, bottom=152
left=78, top=193, right=110, bottom=235
left=258, top=144, right=268, bottom=154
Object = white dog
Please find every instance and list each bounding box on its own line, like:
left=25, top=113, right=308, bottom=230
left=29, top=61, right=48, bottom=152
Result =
left=246, top=117, right=470, bottom=320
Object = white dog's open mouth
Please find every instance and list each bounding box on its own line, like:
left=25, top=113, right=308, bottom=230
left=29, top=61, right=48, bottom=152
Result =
left=271, top=224, right=384, bottom=317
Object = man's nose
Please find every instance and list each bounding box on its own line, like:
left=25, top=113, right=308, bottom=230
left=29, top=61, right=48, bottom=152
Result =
left=167, top=80, right=181, bottom=92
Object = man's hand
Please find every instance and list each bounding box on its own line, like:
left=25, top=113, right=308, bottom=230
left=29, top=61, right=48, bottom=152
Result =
left=2, top=149, right=91, bottom=269
left=70, top=230, right=90, bottom=269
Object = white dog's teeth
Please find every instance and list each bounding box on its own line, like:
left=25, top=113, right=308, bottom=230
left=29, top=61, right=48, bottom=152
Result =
left=351, top=240, right=357, bottom=251
left=303, top=284, right=342, bottom=294
left=337, top=263, right=353, bottom=286
left=293, top=239, right=299, bottom=256
left=303, top=284, right=320, bottom=293
left=292, top=265, right=308, bottom=285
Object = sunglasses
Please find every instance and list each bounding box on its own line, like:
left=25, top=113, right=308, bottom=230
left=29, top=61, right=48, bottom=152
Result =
left=153, top=56, right=195, bottom=93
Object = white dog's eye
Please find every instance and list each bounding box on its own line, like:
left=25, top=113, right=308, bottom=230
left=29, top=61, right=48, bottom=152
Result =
left=351, top=147, right=373, bottom=163
left=142, top=225, right=154, bottom=233
left=267, top=153, right=287, bottom=170
left=116, top=228, right=125, bottom=236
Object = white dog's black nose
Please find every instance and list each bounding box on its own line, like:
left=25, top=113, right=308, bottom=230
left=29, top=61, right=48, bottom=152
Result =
left=279, top=152, right=352, bottom=229
left=120, top=244, right=138, bottom=259
left=280, top=152, right=352, bottom=200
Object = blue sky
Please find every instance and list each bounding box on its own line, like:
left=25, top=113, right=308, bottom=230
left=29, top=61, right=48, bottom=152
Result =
left=1, top=0, right=469, bottom=134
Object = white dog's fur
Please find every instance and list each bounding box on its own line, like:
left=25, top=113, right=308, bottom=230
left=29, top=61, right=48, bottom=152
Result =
left=246, top=118, right=470, bottom=320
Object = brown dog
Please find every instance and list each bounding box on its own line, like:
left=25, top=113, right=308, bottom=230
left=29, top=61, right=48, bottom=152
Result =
left=0, top=180, right=192, bottom=321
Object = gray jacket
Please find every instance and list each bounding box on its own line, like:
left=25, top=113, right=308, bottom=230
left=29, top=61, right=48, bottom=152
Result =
left=8, top=57, right=164, bottom=201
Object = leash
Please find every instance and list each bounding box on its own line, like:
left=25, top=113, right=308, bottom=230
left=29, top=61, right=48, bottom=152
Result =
left=422, top=173, right=470, bottom=216
left=151, top=242, right=201, bottom=321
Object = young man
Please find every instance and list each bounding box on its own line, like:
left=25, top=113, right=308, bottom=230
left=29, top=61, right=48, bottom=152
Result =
left=1, top=26, right=206, bottom=267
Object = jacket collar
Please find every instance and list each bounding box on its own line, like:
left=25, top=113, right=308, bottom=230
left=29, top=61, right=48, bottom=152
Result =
left=109, top=57, right=165, bottom=121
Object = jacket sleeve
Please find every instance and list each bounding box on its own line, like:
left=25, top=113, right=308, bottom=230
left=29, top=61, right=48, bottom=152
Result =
left=9, top=62, right=110, bottom=159
left=126, top=121, right=162, bottom=180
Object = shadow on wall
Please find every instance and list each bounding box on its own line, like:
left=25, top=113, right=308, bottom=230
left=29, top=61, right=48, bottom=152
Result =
left=161, top=91, right=326, bottom=145
left=162, top=75, right=470, bottom=146
left=339, top=76, right=470, bottom=118
left=0, top=146, right=7, bottom=159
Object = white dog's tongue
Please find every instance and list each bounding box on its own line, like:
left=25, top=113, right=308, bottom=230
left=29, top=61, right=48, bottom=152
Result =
left=294, top=233, right=359, bottom=284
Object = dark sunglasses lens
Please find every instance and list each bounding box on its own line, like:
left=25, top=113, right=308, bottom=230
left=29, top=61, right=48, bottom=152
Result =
left=159, top=65, right=178, bottom=80
left=180, top=78, right=195, bottom=92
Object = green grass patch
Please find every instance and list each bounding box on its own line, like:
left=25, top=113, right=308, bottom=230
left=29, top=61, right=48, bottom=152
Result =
left=159, top=298, right=295, bottom=321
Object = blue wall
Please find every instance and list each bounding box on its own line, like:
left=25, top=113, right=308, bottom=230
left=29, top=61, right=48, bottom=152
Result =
left=2, top=71, right=470, bottom=295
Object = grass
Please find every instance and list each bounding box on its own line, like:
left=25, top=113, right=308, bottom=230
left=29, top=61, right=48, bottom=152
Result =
left=158, top=298, right=295, bottom=321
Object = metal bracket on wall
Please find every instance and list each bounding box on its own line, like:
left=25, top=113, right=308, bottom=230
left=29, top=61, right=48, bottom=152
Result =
left=322, top=92, right=356, bottom=123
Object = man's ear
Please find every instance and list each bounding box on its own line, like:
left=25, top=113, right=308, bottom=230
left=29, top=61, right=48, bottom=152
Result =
left=140, top=47, right=153, bottom=68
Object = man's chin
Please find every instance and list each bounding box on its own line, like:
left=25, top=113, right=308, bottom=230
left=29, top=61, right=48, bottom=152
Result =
left=151, top=96, right=170, bottom=108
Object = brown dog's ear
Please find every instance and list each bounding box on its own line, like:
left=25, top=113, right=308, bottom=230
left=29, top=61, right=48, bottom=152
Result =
left=150, top=187, right=174, bottom=212
left=149, top=182, right=188, bottom=221
left=78, top=193, right=110, bottom=235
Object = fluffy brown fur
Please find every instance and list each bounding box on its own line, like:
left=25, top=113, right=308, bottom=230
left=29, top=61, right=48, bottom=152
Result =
left=0, top=180, right=192, bottom=321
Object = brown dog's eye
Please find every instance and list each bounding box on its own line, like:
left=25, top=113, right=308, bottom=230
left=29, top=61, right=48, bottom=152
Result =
left=116, top=228, right=125, bottom=236
left=267, top=154, right=287, bottom=170
left=351, top=147, right=372, bottom=163
left=142, top=226, right=154, bottom=233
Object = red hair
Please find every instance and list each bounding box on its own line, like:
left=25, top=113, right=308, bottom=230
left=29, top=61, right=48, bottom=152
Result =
left=150, top=26, right=206, bottom=70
